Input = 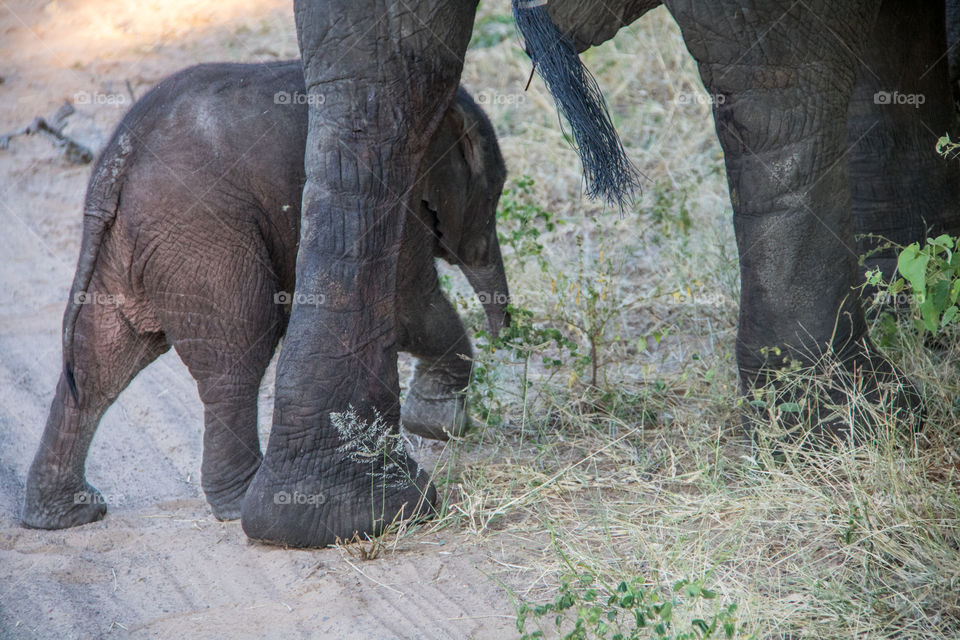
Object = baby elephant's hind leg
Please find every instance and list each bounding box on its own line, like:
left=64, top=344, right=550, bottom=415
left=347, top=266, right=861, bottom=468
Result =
left=22, top=284, right=168, bottom=529
left=163, top=272, right=282, bottom=521
left=399, top=275, right=474, bottom=441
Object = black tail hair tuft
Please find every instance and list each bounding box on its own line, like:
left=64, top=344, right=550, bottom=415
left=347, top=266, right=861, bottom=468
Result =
left=513, top=0, right=642, bottom=210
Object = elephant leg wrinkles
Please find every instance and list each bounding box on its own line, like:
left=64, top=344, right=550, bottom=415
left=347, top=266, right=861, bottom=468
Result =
left=22, top=272, right=169, bottom=529
left=664, top=0, right=920, bottom=440
left=241, top=0, right=478, bottom=547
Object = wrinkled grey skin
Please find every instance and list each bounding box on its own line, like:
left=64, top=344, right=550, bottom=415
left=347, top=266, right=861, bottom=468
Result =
left=21, top=61, right=508, bottom=529
left=948, top=0, right=960, bottom=106
left=233, top=0, right=960, bottom=548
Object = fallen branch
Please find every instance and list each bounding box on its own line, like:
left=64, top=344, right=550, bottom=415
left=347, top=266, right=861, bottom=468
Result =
left=0, top=100, right=94, bottom=164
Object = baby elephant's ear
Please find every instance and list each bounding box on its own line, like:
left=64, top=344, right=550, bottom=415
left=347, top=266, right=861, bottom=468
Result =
left=449, top=89, right=487, bottom=178
left=424, top=89, right=486, bottom=262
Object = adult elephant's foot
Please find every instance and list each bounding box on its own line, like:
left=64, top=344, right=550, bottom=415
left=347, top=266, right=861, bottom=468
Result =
left=240, top=452, right=436, bottom=548
left=401, top=366, right=471, bottom=440
left=21, top=476, right=107, bottom=529
left=742, top=343, right=923, bottom=447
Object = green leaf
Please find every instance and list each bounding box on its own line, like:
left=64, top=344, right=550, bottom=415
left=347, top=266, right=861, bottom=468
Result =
left=897, top=243, right=929, bottom=298
left=951, top=279, right=960, bottom=303
left=660, top=601, right=673, bottom=622
left=930, top=234, right=954, bottom=261
left=778, top=402, right=801, bottom=413
left=586, top=605, right=602, bottom=624
left=516, top=606, right=528, bottom=632
left=941, top=305, right=959, bottom=327
left=937, top=134, right=953, bottom=155
left=931, top=233, right=954, bottom=247
left=931, top=277, right=951, bottom=310
left=919, top=297, right=940, bottom=333
left=635, top=610, right=646, bottom=627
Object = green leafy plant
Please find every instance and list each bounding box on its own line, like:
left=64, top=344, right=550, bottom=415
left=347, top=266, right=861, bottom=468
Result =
left=498, top=175, right=557, bottom=271
left=864, top=234, right=960, bottom=334
left=516, top=572, right=748, bottom=640
left=470, top=304, right=579, bottom=427
left=475, top=175, right=648, bottom=403
left=545, top=230, right=636, bottom=388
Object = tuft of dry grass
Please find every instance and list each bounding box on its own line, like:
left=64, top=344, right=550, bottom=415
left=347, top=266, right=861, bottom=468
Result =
left=398, top=5, right=960, bottom=639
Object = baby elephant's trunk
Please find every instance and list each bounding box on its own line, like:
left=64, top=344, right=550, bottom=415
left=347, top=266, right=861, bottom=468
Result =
left=461, top=233, right=511, bottom=335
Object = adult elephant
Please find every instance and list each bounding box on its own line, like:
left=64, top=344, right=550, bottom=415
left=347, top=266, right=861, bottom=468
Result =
left=240, top=0, right=960, bottom=547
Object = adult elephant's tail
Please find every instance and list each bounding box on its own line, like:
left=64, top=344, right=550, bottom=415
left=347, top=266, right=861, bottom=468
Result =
left=513, top=0, right=641, bottom=209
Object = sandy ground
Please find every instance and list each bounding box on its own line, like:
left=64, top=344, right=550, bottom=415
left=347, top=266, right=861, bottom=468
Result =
left=0, top=1, right=520, bottom=637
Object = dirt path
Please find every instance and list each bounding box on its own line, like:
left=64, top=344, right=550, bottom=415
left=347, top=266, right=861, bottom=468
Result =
left=0, top=2, right=518, bottom=637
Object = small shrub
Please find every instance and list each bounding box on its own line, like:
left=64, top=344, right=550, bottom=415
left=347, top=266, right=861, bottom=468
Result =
left=516, top=572, right=750, bottom=640
left=864, top=233, right=960, bottom=335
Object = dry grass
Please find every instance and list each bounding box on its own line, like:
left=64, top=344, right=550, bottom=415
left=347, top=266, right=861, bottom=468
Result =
left=402, top=5, right=960, bottom=639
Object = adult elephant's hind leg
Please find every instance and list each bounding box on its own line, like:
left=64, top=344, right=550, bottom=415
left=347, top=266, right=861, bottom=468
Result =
left=241, top=0, right=477, bottom=547
left=847, top=0, right=960, bottom=282
left=665, top=0, right=919, bottom=441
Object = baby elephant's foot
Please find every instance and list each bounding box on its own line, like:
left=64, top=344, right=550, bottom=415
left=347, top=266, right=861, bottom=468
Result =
left=22, top=478, right=107, bottom=530
left=402, top=389, right=471, bottom=440
left=203, top=458, right=261, bottom=521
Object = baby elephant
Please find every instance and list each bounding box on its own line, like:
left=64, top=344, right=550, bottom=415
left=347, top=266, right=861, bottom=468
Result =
left=22, top=60, right=509, bottom=529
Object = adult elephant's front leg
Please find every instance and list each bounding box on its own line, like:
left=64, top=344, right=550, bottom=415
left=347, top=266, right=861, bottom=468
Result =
left=665, top=0, right=919, bottom=440
left=241, top=0, right=477, bottom=547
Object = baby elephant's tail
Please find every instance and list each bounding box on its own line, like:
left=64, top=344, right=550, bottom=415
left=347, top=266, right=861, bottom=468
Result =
left=62, top=132, right=132, bottom=404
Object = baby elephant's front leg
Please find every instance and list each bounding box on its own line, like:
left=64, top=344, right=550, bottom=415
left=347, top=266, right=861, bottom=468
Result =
left=399, top=283, right=473, bottom=441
